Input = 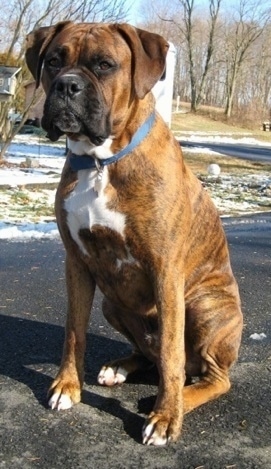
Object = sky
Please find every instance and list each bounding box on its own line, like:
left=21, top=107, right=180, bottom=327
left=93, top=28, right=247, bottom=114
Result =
left=127, top=0, right=144, bottom=25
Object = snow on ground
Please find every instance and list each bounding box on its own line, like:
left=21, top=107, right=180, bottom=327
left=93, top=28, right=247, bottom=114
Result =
left=0, top=221, right=59, bottom=240
left=176, top=132, right=271, bottom=146
left=0, top=136, right=64, bottom=240
left=0, top=133, right=270, bottom=241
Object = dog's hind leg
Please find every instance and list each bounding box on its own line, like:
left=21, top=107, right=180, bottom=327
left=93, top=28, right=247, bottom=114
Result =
left=183, top=300, right=242, bottom=413
left=97, top=298, right=157, bottom=386
left=183, top=363, right=231, bottom=414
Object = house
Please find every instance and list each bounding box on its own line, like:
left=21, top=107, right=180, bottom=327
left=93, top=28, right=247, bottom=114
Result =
left=0, top=65, right=21, bottom=102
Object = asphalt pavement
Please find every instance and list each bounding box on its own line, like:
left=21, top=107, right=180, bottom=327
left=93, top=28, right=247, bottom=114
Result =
left=180, top=140, right=271, bottom=163
left=0, top=213, right=270, bottom=468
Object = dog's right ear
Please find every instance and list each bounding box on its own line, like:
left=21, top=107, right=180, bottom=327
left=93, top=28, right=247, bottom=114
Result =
left=25, top=21, right=72, bottom=88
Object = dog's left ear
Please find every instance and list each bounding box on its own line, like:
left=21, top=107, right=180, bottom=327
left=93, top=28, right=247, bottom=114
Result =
left=115, top=24, right=169, bottom=99
left=25, top=21, right=72, bottom=88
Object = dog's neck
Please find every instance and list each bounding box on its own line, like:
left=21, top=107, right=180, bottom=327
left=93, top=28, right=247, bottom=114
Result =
left=68, top=111, right=156, bottom=172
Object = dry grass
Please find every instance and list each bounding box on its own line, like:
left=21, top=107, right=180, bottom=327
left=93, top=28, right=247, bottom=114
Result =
left=182, top=151, right=271, bottom=176
left=171, top=102, right=271, bottom=143
left=170, top=103, right=271, bottom=175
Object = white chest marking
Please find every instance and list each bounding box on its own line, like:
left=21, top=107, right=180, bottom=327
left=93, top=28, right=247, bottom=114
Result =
left=64, top=167, right=126, bottom=255
left=68, top=136, right=113, bottom=159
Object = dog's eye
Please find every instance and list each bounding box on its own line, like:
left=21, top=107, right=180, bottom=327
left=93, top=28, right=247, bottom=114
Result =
left=90, top=57, right=116, bottom=77
left=47, top=57, right=61, bottom=69
left=98, top=61, right=112, bottom=71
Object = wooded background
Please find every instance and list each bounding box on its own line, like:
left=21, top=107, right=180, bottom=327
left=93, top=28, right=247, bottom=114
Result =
left=138, top=0, right=271, bottom=122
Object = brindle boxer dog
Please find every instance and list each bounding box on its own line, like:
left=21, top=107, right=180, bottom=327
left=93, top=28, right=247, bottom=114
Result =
left=25, top=21, right=243, bottom=446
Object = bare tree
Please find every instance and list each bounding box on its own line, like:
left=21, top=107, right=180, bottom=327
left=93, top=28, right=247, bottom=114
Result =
left=154, top=0, right=222, bottom=112
left=137, top=0, right=271, bottom=124
left=64, top=0, right=128, bottom=23
left=223, top=0, right=271, bottom=118
left=230, top=24, right=271, bottom=123
left=181, top=0, right=223, bottom=111
left=135, top=0, right=184, bottom=99
left=179, top=0, right=197, bottom=111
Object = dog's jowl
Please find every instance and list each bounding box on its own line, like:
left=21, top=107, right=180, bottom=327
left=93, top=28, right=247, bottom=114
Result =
left=26, top=21, right=243, bottom=446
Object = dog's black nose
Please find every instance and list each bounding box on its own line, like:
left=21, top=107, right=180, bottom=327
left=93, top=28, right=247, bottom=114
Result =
left=55, top=75, right=84, bottom=99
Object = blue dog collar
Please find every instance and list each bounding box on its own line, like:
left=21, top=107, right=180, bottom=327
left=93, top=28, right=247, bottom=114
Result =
left=69, top=111, right=156, bottom=171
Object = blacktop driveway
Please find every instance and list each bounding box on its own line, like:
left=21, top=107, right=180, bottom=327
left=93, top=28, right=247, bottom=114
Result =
left=0, top=213, right=270, bottom=468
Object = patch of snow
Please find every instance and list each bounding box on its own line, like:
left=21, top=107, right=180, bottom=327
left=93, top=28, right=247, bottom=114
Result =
left=0, top=168, right=60, bottom=186
left=176, top=134, right=271, bottom=146
left=249, top=333, right=267, bottom=341
left=182, top=146, right=221, bottom=156
left=0, top=221, right=59, bottom=240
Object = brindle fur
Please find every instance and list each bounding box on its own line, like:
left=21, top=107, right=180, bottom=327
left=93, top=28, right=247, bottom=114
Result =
left=26, top=21, right=243, bottom=445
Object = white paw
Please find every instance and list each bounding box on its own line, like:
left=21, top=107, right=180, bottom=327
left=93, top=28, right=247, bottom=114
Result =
left=48, top=392, right=73, bottom=411
left=97, top=366, right=128, bottom=386
left=142, top=422, right=168, bottom=446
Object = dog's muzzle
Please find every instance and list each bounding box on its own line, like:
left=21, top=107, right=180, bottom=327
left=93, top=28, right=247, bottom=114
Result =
left=41, top=71, right=111, bottom=144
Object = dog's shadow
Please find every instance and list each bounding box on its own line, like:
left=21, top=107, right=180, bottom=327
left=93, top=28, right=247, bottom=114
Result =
left=81, top=389, right=156, bottom=443
left=0, top=314, right=158, bottom=443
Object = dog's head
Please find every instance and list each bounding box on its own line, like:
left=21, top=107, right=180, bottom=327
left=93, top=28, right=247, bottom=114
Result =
left=25, top=22, right=169, bottom=144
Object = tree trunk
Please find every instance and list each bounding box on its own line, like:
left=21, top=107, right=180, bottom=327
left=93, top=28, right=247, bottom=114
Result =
left=224, top=58, right=239, bottom=118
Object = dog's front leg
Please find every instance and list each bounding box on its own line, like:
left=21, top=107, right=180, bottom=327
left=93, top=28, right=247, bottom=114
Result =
left=142, top=273, right=185, bottom=446
left=48, top=254, right=95, bottom=410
